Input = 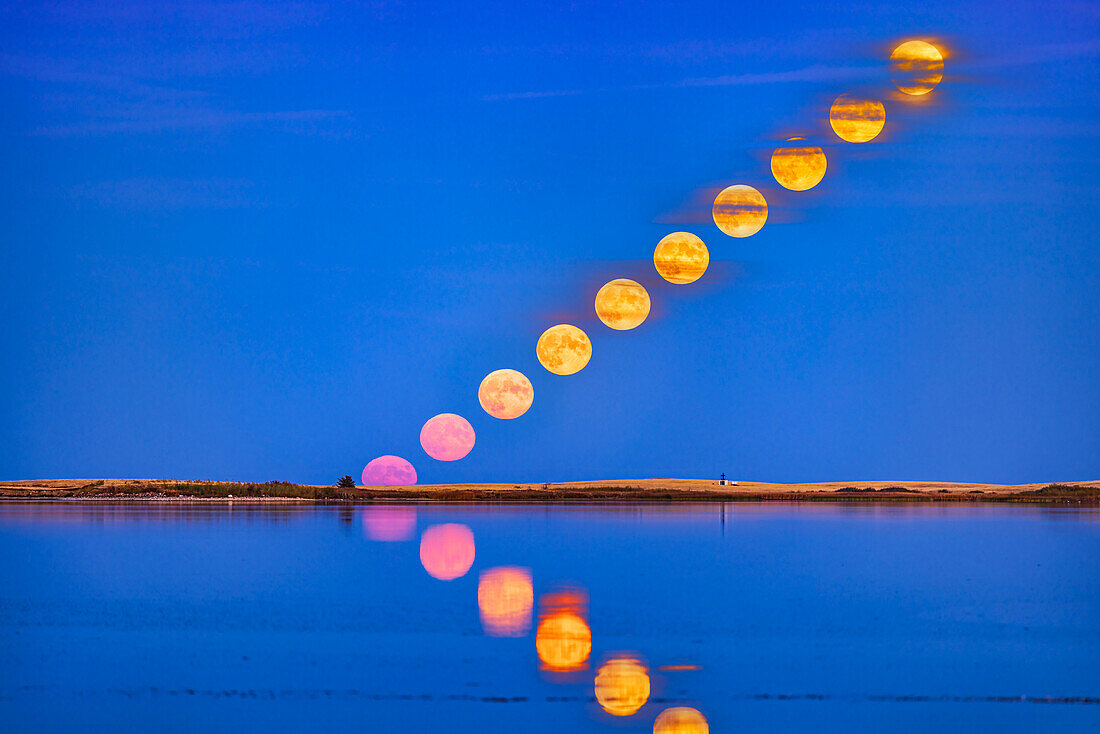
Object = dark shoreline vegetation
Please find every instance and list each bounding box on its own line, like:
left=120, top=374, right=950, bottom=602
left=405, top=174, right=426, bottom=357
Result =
left=1, top=480, right=1098, bottom=504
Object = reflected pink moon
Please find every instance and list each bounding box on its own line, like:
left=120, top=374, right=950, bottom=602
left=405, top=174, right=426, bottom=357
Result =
left=362, top=506, right=417, bottom=542
left=420, top=523, right=476, bottom=581
left=361, top=455, right=417, bottom=486
left=420, top=413, right=476, bottom=461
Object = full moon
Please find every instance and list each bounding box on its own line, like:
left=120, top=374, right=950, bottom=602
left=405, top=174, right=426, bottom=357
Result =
left=712, top=184, right=768, bottom=238
left=361, top=454, right=417, bottom=486
left=653, top=232, right=709, bottom=284
left=536, top=324, right=592, bottom=375
left=419, top=523, right=475, bottom=581
left=653, top=707, right=709, bottom=734
left=891, top=40, right=944, bottom=96
left=595, top=278, right=651, bottom=330
left=478, top=368, right=533, bottom=419
left=829, top=94, right=886, bottom=143
left=419, top=413, right=475, bottom=461
left=594, top=657, right=651, bottom=716
left=770, top=137, right=827, bottom=191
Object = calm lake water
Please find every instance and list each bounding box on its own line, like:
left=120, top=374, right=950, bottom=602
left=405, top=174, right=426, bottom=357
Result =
left=1, top=501, right=1098, bottom=732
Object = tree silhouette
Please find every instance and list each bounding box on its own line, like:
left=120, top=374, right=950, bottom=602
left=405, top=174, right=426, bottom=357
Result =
left=336, top=475, right=356, bottom=489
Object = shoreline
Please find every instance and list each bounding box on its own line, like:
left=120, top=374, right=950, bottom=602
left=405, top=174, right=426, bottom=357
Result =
left=1, top=478, right=1098, bottom=504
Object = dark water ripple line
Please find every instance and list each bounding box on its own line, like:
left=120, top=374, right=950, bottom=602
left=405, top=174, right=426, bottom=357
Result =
left=6, top=686, right=1099, bottom=705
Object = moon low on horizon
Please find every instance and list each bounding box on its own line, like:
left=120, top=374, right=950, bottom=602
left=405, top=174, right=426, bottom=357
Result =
left=891, top=39, right=944, bottom=95
left=361, top=454, right=417, bottom=486
left=830, top=94, right=886, bottom=143
left=536, top=324, right=592, bottom=375
left=712, top=184, right=768, bottom=238
left=771, top=137, right=827, bottom=191
left=478, top=368, right=534, bottom=419
left=595, top=278, right=651, bottom=330
left=653, top=232, right=709, bottom=284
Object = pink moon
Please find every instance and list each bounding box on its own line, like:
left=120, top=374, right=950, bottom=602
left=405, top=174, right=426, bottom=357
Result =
left=420, top=413, right=475, bottom=461
left=361, top=455, right=417, bottom=486
left=362, top=506, right=417, bottom=542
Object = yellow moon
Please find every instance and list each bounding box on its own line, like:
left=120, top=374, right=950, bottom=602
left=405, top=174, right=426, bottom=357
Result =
left=891, top=40, right=944, bottom=96
left=712, top=185, right=767, bottom=238
left=536, top=324, right=592, bottom=375
left=653, top=707, right=709, bottom=734
left=478, top=368, right=533, bottom=419
left=594, top=657, right=651, bottom=716
left=829, top=94, right=886, bottom=143
left=594, top=278, right=650, bottom=330
left=770, top=137, right=827, bottom=191
left=653, top=232, right=709, bottom=284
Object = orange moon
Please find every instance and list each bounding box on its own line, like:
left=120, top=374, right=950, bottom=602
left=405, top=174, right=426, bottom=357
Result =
left=477, top=566, right=534, bottom=637
left=536, top=324, right=592, bottom=375
left=770, top=137, right=827, bottom=191
left=653, top=232, right=709, bottom=284
left=829, top=94, right=886, bottom=143
left=891, top=40, right=944, bottom=96
left=594, top=657, right=651, bottom=716
left=478, top=368, right=533, bottom=419
left=419, top=523, right=475, bottom=581
left=653, top=707, right=709, bottom=734
left=594, top=278, right=651, bottom=330
left=419, top=413, right=475, bottom=461
left=536, top=612, right=592, bottom=671
left=712, top=185, right=767, bottom=238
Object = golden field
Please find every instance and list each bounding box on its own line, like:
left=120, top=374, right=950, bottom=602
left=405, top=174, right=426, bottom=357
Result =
left=1, top=477, right=1098, bottom=502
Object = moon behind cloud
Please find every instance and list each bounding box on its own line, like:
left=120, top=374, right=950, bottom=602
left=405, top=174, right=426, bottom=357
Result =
left=653, top=232, right=709, bottom=284
left=594, top=278, right=651, bottom=330
left=891, top=40, right=944, bottom=95
left=829, top=94, right=886, bottom=143
left=770, top=138, right=827, bottom=191
left=712, top=185, right=768, bottom=238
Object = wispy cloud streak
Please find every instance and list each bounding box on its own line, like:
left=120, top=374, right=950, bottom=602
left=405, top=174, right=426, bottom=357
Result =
left=483, top=62, right=876, bottom=102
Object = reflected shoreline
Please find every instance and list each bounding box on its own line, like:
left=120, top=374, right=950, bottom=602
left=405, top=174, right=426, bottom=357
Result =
left=0, top=500, right=1096, bottom=526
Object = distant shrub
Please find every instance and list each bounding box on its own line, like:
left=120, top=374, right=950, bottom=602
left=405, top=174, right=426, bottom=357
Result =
left=834, top=485, right=917, bottom=494
left=336, top=475, right=356, bottom=489
left=1028, top=484, right=1100, bottom=497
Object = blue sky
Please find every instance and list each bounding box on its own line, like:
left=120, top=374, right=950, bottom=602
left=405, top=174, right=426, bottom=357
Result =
left=2, top=0, right=1097, bottom=484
